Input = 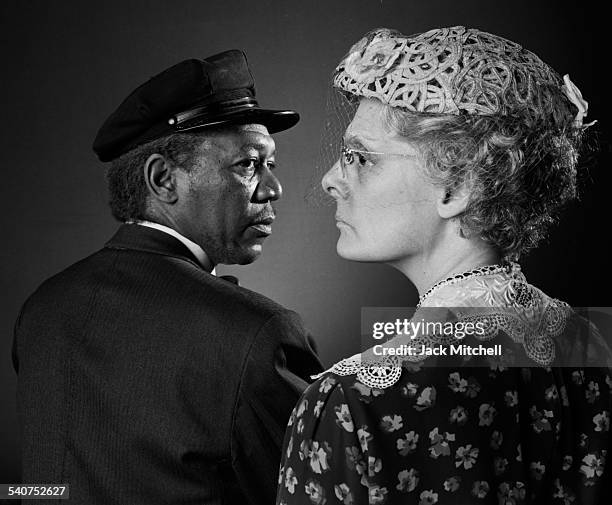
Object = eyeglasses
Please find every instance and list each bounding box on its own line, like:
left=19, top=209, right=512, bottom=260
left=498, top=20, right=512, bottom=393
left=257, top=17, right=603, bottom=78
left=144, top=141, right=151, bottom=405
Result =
left=339, top=141, right=417, bottom=178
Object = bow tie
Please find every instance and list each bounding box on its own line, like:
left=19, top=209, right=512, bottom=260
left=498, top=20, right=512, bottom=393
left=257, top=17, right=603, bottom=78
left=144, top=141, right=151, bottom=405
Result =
left=219, top=275, right=240, bottom=286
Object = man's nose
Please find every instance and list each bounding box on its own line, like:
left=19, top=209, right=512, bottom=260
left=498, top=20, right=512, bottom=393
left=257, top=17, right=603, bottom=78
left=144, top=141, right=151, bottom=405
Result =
left=254, top=169, right=282, bottom=203
left=321, top=160, right=345, bottom=199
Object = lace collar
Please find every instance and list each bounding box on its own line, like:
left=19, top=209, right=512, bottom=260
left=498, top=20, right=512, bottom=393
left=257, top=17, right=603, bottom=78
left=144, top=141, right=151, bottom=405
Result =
left=418, top=262, right=522, bottom=308
left=312, top=263, right=572, bottom=389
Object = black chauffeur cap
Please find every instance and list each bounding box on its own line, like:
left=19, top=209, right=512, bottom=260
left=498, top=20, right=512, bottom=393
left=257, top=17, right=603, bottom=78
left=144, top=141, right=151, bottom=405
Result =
left=93, top=50, right=299, bottom=162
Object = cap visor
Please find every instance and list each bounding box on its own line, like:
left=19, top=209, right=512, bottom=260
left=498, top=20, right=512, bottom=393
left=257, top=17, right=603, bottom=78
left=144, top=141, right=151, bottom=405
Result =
left=177, top=109, right=299, bottom=134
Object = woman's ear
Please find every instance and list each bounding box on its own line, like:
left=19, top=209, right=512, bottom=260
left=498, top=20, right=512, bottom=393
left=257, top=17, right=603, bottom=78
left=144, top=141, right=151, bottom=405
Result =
left=143, top=153, right=179, bottom=204
left=436, top=180, right=470, bottom=219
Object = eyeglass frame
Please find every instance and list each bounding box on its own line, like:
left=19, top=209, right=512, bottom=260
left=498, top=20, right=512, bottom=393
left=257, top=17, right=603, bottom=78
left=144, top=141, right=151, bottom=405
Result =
left=339, top=139, right=417, bottom=178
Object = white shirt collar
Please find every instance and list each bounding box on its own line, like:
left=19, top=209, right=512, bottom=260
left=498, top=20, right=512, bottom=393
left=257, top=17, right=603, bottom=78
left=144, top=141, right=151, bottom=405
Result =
left=129, top=221, right=215, bottom=274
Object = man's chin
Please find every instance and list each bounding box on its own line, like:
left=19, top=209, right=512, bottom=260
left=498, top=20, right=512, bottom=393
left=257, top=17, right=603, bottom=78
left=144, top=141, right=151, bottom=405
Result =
left=223, top=244, right=263, bottom=266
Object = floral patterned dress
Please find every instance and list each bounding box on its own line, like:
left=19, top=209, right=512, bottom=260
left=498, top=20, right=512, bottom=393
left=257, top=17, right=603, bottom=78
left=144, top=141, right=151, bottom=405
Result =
left=276, top=267, right=612, bottom=504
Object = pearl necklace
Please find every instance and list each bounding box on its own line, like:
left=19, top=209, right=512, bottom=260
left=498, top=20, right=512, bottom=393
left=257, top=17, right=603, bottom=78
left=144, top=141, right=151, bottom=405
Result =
left=417, top=263, right=516, bottom=308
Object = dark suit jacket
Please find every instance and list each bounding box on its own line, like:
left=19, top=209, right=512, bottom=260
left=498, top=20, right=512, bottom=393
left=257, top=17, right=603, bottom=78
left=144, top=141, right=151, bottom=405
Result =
left=12, top=224, right=323, bottom=505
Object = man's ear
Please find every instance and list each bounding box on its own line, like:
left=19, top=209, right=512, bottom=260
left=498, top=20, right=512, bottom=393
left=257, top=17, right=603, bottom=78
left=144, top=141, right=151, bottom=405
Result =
left=436, top=180, right=470, bottom=219
left=143, top=154, right=178, bottom=204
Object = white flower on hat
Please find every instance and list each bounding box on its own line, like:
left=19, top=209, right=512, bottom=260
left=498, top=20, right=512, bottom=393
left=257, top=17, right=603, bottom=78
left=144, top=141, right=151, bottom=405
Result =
left=343, top=31, right=402, bottom=84
left=562, top=74, right=596, bottom=128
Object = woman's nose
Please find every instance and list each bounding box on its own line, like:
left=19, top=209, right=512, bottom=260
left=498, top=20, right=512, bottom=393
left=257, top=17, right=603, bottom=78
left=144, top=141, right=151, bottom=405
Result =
left=321, top=160, right=345, bottom=199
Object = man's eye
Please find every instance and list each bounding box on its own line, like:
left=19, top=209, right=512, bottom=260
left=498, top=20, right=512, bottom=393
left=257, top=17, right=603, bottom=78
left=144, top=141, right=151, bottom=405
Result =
left=237, top=159, right=257, bottom=170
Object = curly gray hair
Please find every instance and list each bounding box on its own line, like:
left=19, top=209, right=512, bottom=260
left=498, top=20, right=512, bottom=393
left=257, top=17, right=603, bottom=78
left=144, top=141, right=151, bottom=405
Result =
left=384, top=106, right=583, bottom=260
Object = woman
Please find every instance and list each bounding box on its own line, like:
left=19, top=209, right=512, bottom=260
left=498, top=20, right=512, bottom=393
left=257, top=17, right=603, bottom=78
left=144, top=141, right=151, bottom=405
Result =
left=277, top=27, right=611, bottom=504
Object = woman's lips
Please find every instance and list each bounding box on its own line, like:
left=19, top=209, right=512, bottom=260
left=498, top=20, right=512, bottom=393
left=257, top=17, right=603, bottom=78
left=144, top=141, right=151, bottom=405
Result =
left=335, top=214, right=351, bottom=229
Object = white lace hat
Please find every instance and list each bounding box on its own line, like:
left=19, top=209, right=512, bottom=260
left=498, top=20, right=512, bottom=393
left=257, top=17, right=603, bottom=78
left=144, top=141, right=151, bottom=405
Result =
left=333, top=26, right=592, bottom=128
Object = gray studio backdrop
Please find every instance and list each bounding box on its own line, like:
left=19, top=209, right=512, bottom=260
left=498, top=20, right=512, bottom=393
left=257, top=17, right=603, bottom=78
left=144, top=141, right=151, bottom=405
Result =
left=1, top=0, right=608, bottom=481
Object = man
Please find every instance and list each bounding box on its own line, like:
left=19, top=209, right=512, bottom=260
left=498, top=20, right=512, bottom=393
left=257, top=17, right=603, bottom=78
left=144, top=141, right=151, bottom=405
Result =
left=12, top=50, right=322, bottom=505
